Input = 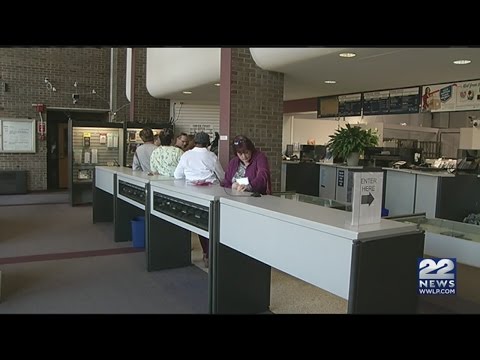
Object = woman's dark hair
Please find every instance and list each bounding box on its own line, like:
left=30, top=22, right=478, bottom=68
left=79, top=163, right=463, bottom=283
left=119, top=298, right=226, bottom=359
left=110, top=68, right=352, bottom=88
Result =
left=232, top=135, right=255, bottom=154
left=139, top=127, right=154, bottom=142
left=159, top=128, right=174, bottom=145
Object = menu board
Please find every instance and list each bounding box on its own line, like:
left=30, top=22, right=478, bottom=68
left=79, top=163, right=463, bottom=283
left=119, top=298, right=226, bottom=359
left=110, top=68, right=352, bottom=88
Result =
left=363, top=91, right=390, bottom=115
left=363, top=87, right=420, bottom=115
left=317, top=96, right=339, bottom=118
left=389, top=87, right=420, bottom=114
left=338, top=93, right=362, bottom=117
left=0, top=118, right=36, bottom=153
left=422, top=80, right=480, bottom=112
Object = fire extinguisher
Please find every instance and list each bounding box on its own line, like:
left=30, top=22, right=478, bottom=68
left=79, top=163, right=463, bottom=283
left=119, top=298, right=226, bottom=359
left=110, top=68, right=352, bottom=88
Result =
left=35, top=104, right=46, bottom=141
left=38, top=119, right=46, bottom=141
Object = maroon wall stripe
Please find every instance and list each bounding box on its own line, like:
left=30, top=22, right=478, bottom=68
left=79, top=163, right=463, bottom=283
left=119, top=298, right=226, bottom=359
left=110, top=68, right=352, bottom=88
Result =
left=283, top=97, right=318, bottom=113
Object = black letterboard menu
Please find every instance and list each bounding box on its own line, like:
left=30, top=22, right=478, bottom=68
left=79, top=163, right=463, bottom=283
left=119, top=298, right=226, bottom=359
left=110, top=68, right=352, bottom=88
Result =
left=388, top=87, right=420, bottom=114
left=338, top=93, right=362, bottom=117
left=363, top=90, right=390, bottom=115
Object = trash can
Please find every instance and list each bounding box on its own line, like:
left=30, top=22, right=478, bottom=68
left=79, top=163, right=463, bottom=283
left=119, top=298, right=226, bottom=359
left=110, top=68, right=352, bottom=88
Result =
left=131, top=216, right=145, bottom=248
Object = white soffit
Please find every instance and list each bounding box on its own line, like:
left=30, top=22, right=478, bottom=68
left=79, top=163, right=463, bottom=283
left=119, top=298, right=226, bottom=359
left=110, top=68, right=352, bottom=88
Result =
left=250, top=48, right=346, bottom=70
left=126, top=48, right=132, bottom=101
left=146, top=48, right=221, bottom=98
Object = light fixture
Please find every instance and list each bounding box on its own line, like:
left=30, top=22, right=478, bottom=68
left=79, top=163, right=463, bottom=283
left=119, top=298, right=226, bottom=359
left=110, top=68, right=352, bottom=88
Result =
left=324, top=80, right=336, bottom=84
left=339, top=52, right=356, bottom=58
left=182, top=91, right=192, bottom=95
left=453, top=59, right=471, bottom=65
left=214, top=83, right=220, bottom=87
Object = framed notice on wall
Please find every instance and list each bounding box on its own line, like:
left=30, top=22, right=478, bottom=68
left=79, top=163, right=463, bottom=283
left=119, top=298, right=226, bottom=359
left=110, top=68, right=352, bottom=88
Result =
left=0, top=118, right=36, bottom=153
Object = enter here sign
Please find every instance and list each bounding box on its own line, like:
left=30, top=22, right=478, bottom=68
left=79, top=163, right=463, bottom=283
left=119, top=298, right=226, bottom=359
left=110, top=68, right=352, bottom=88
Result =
left=351, top=172, right=383, bottom=226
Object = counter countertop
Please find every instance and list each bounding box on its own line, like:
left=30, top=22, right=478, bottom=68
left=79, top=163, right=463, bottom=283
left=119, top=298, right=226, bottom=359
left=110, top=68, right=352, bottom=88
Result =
left=220, top=195, right=417, bottom=241
left=282, top=161, right=364, bottom=169
left=383, top=167, right=455, bottom=177
left=96, top=166, right=173, bottom=182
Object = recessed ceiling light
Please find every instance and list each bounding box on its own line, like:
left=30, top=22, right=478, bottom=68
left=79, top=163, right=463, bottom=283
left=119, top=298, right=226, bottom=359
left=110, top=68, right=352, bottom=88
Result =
left=182, top=91, right=192, bottom=94
left=214, top=83, right=220, bottom=87
left=324, top=80, right=337, bottom=84
left=339, top=52, right=356, bottom=58
left=453, top=59, right=471, bottom=65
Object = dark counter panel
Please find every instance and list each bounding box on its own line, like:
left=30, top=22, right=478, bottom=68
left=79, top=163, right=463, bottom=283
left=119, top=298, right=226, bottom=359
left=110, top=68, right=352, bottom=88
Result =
left=285, top=162, right=320, bottom=197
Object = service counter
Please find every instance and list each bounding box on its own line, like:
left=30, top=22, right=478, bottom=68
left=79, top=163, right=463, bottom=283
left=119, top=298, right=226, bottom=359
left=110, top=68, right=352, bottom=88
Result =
left=114, top=168, right=171, bottom=244
left=148, top=180, right=245, bottom=313
left=282, top=161, right=380, bottom=203
left=383, top=168, right=458, bottom=218
left=93, top=166, right=119, bottom=223
left=215, top=194, right=424, bottom=314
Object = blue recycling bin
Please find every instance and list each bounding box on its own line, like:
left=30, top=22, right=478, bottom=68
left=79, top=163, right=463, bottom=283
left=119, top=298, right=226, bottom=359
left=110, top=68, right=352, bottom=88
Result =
left=131, top=216, right=145, bottom=248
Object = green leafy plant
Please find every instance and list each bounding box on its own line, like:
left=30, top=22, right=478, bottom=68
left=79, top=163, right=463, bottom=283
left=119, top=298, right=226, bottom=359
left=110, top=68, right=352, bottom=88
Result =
left=326, top=123, right=379, bottom=160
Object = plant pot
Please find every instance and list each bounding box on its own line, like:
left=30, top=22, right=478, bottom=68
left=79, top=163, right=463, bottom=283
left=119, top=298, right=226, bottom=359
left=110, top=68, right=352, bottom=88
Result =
left=346, top=152, right=360, bottom=166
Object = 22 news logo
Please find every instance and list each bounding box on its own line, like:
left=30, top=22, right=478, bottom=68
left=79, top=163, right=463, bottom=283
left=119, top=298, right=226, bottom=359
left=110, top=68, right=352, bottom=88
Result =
left=418, top=258, right=456, bottom=295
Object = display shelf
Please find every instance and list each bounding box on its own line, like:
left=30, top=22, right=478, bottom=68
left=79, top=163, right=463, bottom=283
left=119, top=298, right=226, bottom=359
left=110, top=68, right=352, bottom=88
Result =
left=68, top=120, right=124, bottom=206
left=391, top=214, right=480, bottom=267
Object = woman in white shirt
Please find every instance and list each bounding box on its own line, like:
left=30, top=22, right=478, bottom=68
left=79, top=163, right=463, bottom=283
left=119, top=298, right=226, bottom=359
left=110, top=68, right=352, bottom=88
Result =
left=173, top=132, right=225, bottom=267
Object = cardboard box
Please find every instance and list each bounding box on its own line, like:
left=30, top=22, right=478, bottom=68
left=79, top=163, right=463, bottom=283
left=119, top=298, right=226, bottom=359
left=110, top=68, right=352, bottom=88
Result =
left=428, top=98, right=441, bottom=110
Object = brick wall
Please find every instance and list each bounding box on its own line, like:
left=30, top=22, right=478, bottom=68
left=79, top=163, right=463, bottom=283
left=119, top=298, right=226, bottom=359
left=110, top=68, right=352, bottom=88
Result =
left=132, top=48, right=170, bottom=123
left=0, top=47, right=170, bottom=191
left=110, top=48, right=170, bottom=124
left=229, top=48, right=284, bottom=192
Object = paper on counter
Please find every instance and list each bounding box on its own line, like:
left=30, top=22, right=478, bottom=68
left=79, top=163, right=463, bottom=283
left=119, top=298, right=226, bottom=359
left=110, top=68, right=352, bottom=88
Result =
left=236, top=177, right=249, bottom=185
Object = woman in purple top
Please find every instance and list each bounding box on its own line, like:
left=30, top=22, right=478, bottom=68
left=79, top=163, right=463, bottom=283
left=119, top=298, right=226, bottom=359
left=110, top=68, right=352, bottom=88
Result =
left=222, top=135, right=272, bottom=195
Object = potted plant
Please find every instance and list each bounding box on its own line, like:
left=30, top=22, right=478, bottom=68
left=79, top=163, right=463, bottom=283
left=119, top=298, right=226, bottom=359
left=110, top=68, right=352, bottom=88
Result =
left=326, top=123, right=379, bottom=166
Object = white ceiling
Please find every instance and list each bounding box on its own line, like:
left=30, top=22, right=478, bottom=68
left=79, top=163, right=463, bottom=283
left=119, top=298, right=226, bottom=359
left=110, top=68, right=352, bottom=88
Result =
left=152, top=47, right=480, bottom=103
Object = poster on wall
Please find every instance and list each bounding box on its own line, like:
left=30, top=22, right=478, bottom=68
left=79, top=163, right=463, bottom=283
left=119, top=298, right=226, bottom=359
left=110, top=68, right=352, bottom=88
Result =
left=455, top=80, right=480, bottom=111
left=421, top=80, right=480, bottom=112
left=421, top=83, right=456, bottom=112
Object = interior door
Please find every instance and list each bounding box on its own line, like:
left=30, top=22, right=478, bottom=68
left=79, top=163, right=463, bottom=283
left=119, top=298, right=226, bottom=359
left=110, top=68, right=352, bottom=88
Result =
left=58, top=123, right=68, bottom=189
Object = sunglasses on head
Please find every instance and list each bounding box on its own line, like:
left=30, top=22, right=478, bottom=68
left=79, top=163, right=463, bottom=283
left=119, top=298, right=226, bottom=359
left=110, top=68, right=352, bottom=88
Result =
left=233, top=138, right=245, bottom=146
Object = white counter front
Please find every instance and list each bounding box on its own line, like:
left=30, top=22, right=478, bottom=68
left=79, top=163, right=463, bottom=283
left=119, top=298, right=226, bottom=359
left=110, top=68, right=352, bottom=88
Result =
left=219, top=195, right=417, bottom=300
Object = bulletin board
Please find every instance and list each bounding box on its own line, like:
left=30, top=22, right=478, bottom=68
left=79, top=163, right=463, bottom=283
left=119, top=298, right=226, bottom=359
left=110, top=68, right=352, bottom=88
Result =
left=0, top=118, right=36, bottom=153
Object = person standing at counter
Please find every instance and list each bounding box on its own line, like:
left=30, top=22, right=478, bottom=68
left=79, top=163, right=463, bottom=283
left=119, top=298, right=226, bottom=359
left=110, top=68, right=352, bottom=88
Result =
left=209, top=131, right=220, bottom=155
left=175, top=132, right=189, bottom=151
left=153, top=133, right=161, bottom=146
left=184, top=134, right=195, bottom=151
left=222, top=135, right=272, bottom=195
left=174, top=132, right=224, bottom=184
left=173, top=131, right=225, bottom=268
left=150, top=128, right=184, bottom=177
left=132, top=127, right=157, bottom=172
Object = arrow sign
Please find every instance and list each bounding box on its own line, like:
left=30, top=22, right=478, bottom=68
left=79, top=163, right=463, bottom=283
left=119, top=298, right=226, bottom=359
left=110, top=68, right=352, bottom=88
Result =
left=361, top=192, right=375, bottom=206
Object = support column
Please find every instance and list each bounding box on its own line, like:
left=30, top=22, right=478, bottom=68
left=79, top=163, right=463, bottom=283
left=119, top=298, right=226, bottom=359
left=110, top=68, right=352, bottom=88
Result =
left=219, top=48, right=284, bottom=192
